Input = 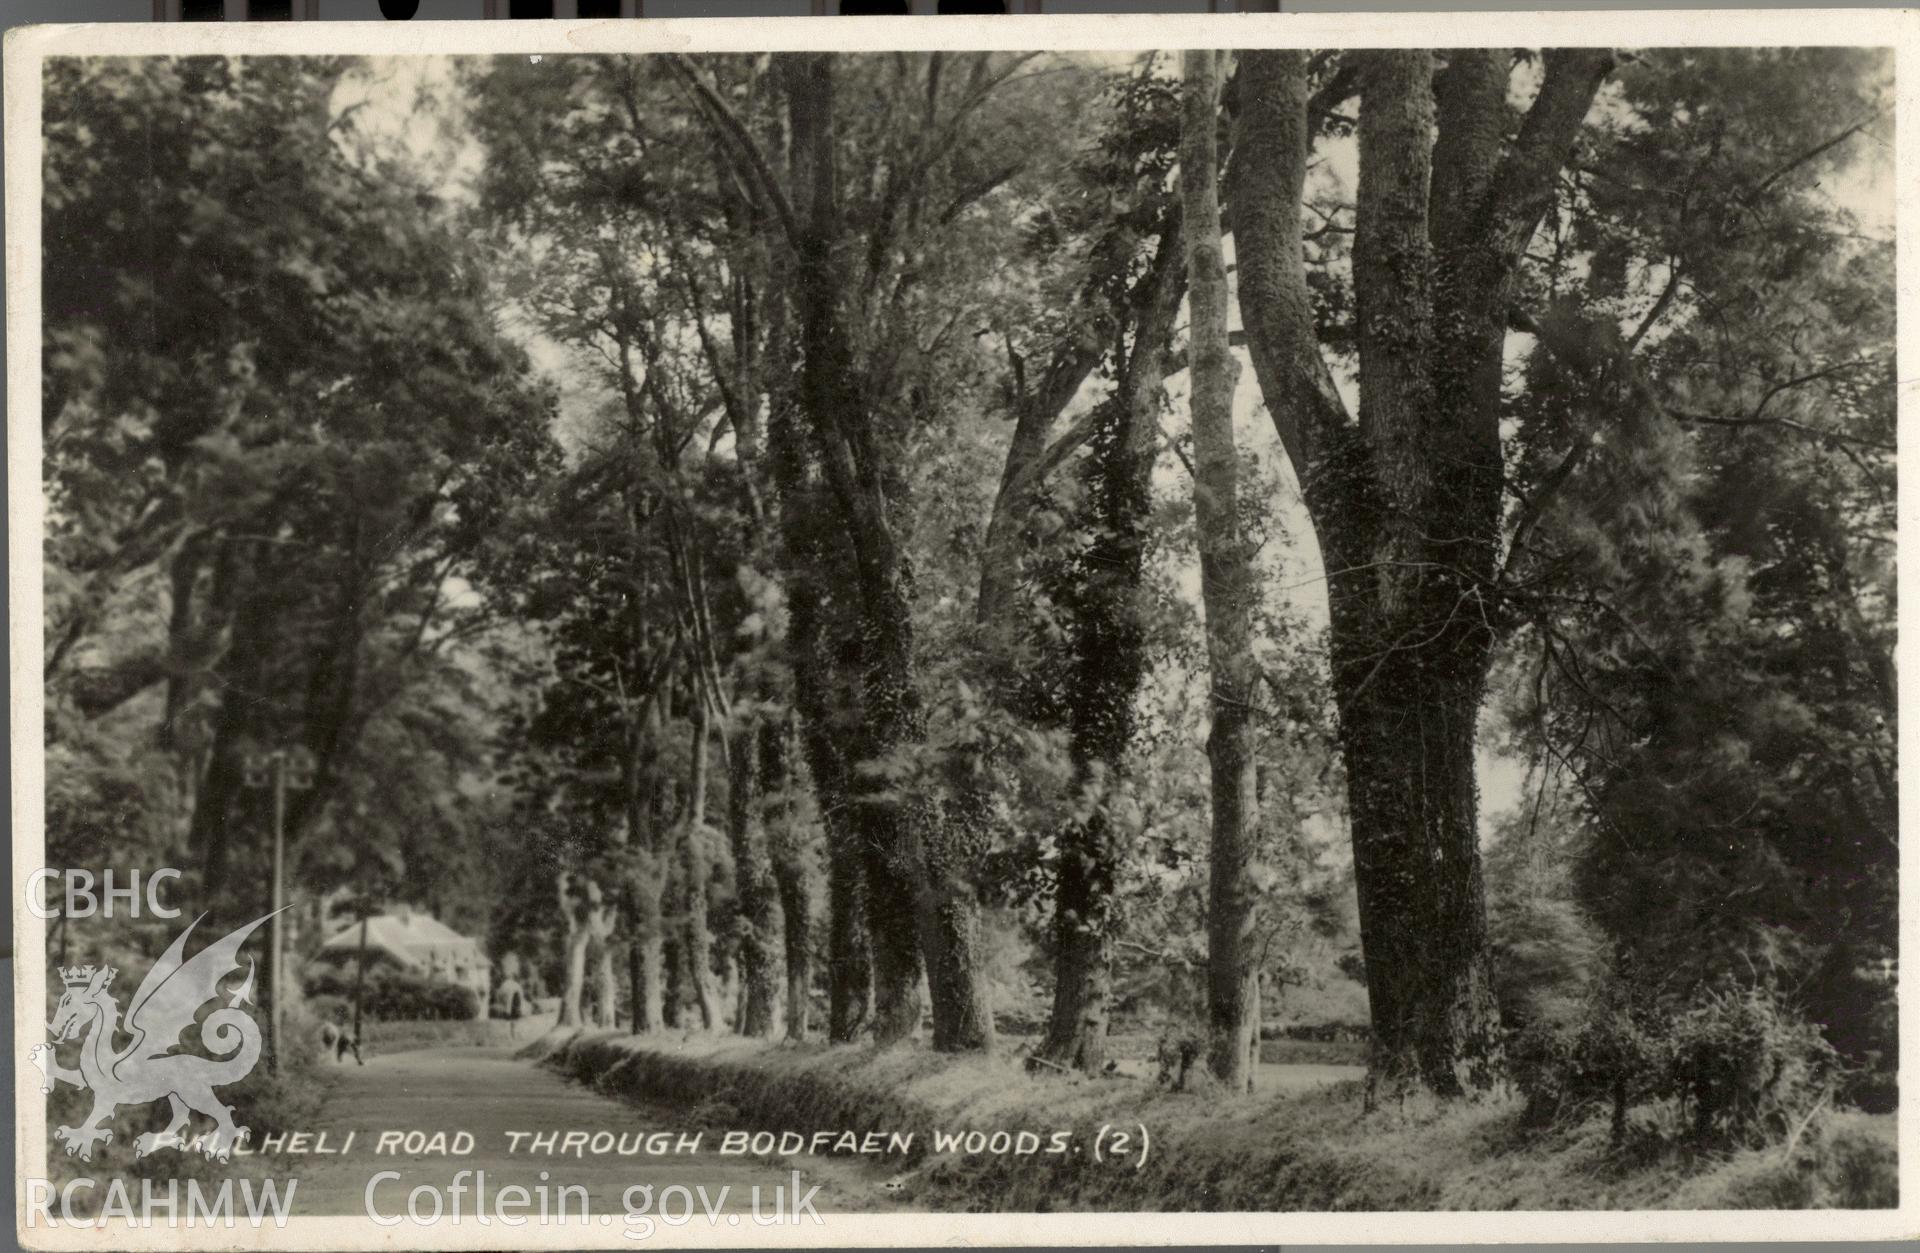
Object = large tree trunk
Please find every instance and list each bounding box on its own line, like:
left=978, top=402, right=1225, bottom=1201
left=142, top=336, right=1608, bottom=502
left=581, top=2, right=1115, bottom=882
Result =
left=621, top=508, right=672, bottom=1035
left=1229, top=47, right=1612, bottom=1095
left=610, top=681, right=646, bottom=1035
left=593, top=945, right=620, bottom=1030
left=661, top=925, right=683, bottom=1029
left=1341, top=50, right=1501, bottom=1092
left=785, top=577, right=872, bottom=1040
left=766, top=715, right=814, bottom=1040
left=559, top=926, right=591, bottom=1029
left=919, top=719, right=996, bottom=1049
left=859, top=801, right=928, bottom=1045
left=631, top=727, right=668, bottom=1034
left=159, top=532, right=207, bottom=754
left=191, top=542, right=272, bottom=895
left=682, top=698, right=721, bottom=1031
left=823, top=809, right=872, bottom=1039
left=1043, top=919, right=1112, bottom=1072
left=557, top=870, right=619, bottom=1030
left=748, top=112, right=864, bottom=1047
left=629, top=715, right=668, bottom=1034
left=1182, top=49, right=1261, bottom=1095
left=781, top=51, right=991, bottom=1050
left=757, top=79, right=875, bottom=1047
left=557, top=872, right=593, bottom=1029
left=727, top=718, right=785, bottom=1038
left=635, top=922, right=665, bottom=1032
left=627, top=899, right=649, bottom=1033
left=919, top=867, right=995, bottom=1052
left=774, top=867, right=812, bottom=1040
left=1338, top=646, right=1501, bottom=1092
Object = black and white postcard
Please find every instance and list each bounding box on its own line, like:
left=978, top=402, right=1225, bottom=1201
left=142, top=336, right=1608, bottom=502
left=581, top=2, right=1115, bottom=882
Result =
left=8, top=10, right=1913, bottom=1246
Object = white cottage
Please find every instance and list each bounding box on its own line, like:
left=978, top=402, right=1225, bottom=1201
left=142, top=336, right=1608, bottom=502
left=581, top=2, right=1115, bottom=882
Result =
left=311, top=907, right=491, bottom=1004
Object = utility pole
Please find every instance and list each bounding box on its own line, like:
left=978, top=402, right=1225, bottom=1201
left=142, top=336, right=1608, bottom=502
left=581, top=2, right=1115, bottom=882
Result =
left=242, top=745, right=316, bottom=1071
left=350, top=904, right=371, bottom=1065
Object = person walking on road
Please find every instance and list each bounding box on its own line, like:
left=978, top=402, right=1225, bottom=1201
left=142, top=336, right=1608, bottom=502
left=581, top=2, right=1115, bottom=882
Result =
left=497, top=972, right=525, bottom=1039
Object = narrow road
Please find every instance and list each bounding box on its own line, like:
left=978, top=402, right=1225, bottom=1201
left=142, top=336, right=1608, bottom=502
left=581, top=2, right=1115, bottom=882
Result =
left=274, top=1029, right=1362, bottom=1229
left=280, top=1035, right=886, bottom=1231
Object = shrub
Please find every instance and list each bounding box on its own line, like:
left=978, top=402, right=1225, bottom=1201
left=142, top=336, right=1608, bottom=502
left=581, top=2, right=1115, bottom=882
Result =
left=301, top=963, right=479, bottom=1021
left=1488, top=890, right=1607, bottom=1032
left=302, top=965, right=353, bottom=1000
left=305, top=992, right=349, bottom=1025
left=1513, top=978, right=1839, bottom=1151
left=1667, top=984, right=1838, bottom=1149
left=1510, top=979, right=1667, bottom=1138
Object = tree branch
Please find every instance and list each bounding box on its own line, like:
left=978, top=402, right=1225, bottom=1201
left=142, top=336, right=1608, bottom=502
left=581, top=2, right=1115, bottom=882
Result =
left=1430, top=48, right=1510, bottom=250
left=666, top=54, right=799, bottom=249
left=1486, top=49, right=1616, bottom=270
left=1745, top=112, right=1882, bottom=206
left=1502, top=430, right=1594, bottom=579
left=1667, top=408, right=1893, bottom=453
left=1227, top=49, right=1360, bottom=563
left=1625, top=260, right=1682, bottom=352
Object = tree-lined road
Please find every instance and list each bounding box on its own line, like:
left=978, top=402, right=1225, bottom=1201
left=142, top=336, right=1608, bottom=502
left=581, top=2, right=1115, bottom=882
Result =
left=42, top=46, right=1895, bottom=1193
left=280, top=1034, right=1365, bottom=1221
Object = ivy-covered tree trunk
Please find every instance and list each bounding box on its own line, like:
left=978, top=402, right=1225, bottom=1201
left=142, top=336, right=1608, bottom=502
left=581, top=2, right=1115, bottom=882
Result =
left=612, top=679, right=665, bottom=1033
left=1339, top=648, right=1502, bottom=1088
left=632, top=693, right=670, bottom=1032
left=766, top=715, right=814, bottom=1040
left=775, top=448, right=872, bottom=1040
left=728, top=717, right=785, bottom=1038
left=1043, top=927, right=1111, bottom=1071
left=1230, top=47, right=1612, bottom=1094
left=920, top=852, right=996, bottom=1051
left=859, top=799, right=930, bottom=1046
left=682, top=697, right=721, bottom=1031
left=1181, top=49, right=1261, bottom=1095
left=191, top=539, right=278, bottom=895
left=822, top=810, right=872, bottom=1039
left=1041, top=214, right=1186, bottom=1073
left=781, top=51, right=991, bottom=1050
left=626, top=891, right=649, bottom=1032
left=762, top=361, right=864, bottom=1040
left=803, top=682, right=873, bottom=1042
left=661, top=925, right=683, bottom=1030
left=1340, top=48, right=1501, bottom=1091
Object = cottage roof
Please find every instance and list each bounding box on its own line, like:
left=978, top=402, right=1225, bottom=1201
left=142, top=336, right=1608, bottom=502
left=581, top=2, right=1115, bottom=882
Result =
left=317, top=911, right=485, bottom=963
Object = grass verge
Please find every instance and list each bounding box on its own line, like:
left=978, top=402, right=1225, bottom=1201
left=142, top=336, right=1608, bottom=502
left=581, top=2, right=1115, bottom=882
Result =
left=529, top=1029, right=1894, bottom=1212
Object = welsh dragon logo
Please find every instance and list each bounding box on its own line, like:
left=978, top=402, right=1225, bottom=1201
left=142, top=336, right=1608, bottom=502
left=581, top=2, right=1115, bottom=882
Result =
left=28, top=911, right=276, bottom=1163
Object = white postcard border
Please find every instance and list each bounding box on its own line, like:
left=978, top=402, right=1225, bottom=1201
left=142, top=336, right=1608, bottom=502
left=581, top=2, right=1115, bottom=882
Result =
left=8, top=10, right=1917, bottom=1247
